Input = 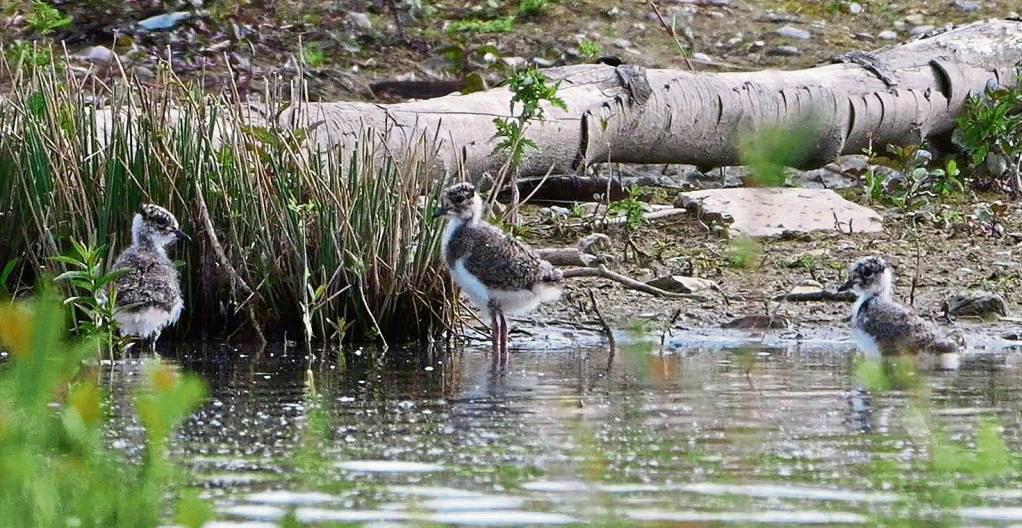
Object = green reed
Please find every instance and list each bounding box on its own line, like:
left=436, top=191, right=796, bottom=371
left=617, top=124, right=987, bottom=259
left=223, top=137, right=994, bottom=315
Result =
left=0, top=292, right=210, bottom=528
left=0, top=54, right=454, bottom=344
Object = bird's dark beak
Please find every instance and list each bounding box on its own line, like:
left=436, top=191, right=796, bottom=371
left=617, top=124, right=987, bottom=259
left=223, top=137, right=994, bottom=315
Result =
left=836, top=278, right=854, bottom=292
left=175, top=229, right=191, bottom=242
left=432, top=207, right=449, bottom=219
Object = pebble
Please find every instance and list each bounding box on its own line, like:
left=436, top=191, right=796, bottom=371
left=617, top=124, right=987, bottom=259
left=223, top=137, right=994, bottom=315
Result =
left=692, top=52, right=712, bottom=62
left=502, top=56, right=527, bottom=68
left=910, top=25, right=934, bottom=36
left=78, top=45, right=116, bottom=64
left=767, top=45, right=801, bottom=56
left=532, top=57, right=555, bottom=67
left=348, top=11, right=371, bottom=30
left=749, top=40, right=765, bottom=51
left=953, top=0, right=979, bottom=12
left=613, top=38, right=632, bottom=49
left=776, top=25, right=811, bottom=40
left=893, top=20, right=907, bottom=31
left=904, top=14, right=926, bottom=25
left=878, top=30, right=898, bottom=40
left=137, top=11, right=191, bottom=32
left=853, top=32, right=874, bottom=42
left=848, top=2, right=863, bottom=14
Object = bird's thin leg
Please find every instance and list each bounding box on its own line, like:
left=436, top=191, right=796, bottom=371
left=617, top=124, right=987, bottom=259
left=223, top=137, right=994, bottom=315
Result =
left=490, top=311, right=500, bottom=367
left=500, top=311, right=510, bottom=369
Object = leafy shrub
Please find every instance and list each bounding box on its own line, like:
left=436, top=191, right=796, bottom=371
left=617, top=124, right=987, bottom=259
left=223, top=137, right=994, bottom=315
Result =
left=0, top=293, right=209, bottom=527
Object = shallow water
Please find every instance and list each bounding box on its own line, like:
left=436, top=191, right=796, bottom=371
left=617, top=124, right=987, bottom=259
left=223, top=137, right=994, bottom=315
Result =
left=102, top=338, right=1022, bottom=526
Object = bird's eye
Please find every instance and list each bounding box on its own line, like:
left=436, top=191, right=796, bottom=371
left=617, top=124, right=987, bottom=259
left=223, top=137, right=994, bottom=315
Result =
left=862, top=269, right=873, bottom=277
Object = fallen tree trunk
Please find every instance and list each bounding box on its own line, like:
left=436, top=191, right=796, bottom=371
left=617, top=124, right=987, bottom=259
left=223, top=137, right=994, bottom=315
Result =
left=283, top=20, right=1022, bottom=178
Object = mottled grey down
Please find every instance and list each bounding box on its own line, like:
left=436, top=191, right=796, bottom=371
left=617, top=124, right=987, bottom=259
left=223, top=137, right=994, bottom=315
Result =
left=445, top=221, right=562, bottom=292
left=856, top=296, right=957, bottom=355
left=112, top=244, right=181, bottom=312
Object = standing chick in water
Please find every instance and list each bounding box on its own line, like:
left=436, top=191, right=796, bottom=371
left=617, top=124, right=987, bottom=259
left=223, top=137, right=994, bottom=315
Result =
left=838, top=256, right=959, bottom=367
left=436, top=183, right=563, bottom=366
left=112, top=204, right=190, bottom=352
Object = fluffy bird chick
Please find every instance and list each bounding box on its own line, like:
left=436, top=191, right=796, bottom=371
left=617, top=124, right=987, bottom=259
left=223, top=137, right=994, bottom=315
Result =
left=838, top=256, right=959, bottom=366
left=436, top=183, right=563, bottom=366
left=112, top=204, right=190, bottom=351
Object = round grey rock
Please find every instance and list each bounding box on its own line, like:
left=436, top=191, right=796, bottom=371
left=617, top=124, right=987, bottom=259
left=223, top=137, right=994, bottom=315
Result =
left=767, top=45, right=801, bottom=56
left=777, top=26, right=811, bottom=40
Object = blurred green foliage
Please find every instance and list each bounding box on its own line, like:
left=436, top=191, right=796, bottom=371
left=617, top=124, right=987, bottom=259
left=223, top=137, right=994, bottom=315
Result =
left=0, top=293, right=209, bottom=528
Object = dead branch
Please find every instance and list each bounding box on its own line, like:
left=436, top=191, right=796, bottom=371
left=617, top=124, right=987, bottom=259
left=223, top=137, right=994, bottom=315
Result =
left=587, top=289, right=616, bottom=358
left=562, top=265, right=706, bottom=300
left=770, top=289, right=857, bottom=302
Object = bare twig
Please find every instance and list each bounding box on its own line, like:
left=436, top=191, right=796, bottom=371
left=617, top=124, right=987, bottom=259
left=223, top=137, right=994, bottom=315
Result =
left=770, top=289, right=857, bottom=302
left=647, top=0, right=695, bottom=71
left=193, top=181, right=266, bottom=346
left=587, top=289, right=616, bottom=360
left=562, top=265, right=706, bottom=299
left=659, top=308, right=682, bottom=354
left=910, top=236, right=921, bottom=307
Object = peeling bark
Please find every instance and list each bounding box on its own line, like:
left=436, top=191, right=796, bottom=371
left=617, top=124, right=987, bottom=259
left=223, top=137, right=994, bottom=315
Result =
left=282, top=20, right=1022, bottom=178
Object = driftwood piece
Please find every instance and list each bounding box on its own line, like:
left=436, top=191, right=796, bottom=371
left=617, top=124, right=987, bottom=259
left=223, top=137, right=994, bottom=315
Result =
left=771, top=289, right=857, bottom=302
left=536, top=233, right=611, bottom=266
left=562, top=265, right=707, bottom=300
left=275, top=20, right=1022, bottom=177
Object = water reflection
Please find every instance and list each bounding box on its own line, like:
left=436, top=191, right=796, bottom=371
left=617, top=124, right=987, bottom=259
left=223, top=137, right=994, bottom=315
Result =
left=100, top=341, right=1022, bottom=525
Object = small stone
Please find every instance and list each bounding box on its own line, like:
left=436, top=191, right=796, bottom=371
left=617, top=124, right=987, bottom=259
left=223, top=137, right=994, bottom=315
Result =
left=878, top=30, right=898, bottom=40
left=613, top=38, right=633, bottom=49
left=532, top=57, right=556, bottom=67
left=910, top=25, right=934, bottom=36
left=776, top=25, right=811, bottom=40
left=848, top=2, right=863, bottom=14
left=750, top=40, right=766, bottom=51
left=904, top=13, right=926, bottom=25
left=692, top=52, right=712, bottom=62
left=646, top=275, right=718, bottom=294
left=893, top=20, right=907, bottom=31
left=501, top=56, right=527, bottom=68
left=954, top=0, right=979, bottom=11
left=348, top=11, right=372, bottom=30
left=78, top=45, right=116, bottom=64
left=137, top=11, right=191, bottom=32
left=986, top=153, right=1008, bottom=177
left=767, top=45, right=801, bottom=56
left=853, top=32, right=874, bottom=42
left=944, top=291, right=1008, bottom=319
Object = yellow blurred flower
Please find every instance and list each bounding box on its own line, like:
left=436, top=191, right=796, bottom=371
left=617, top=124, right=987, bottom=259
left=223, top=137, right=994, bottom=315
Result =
left=0, top=304, right=33, bottom=358
left=149, top=363, right=179, bottom=393
left=69, top=383, right=102, bottom=426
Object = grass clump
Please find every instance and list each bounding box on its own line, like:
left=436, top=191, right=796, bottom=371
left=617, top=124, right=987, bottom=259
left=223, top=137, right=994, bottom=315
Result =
left=446, top=16, right=515, bottom=34
left=0, top=53, right=453, bottom=345
left=25, top=1, right=72, bottom=35
left=578, top=39, right=603, bottom=60
left=0, top=293, right=209, bottom=527
left=519, top=0, right=556, bottom=17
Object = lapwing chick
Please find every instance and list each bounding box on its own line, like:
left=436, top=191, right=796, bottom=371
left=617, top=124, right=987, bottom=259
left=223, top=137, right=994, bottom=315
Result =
left=112, top=204, right=190, bottom=352
left=838, top=256, right=959, bottom=368
left=436, top=183, right=563, bottom=367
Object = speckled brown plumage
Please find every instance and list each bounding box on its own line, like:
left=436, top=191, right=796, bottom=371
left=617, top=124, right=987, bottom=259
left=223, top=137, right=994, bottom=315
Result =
left=856, top=296, right=957, bottom=355
left=840, top=256, right=958, bottom=357
left=444, top=221, right=562, bottom=291
left=112, top=248, right=181, bottom=312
